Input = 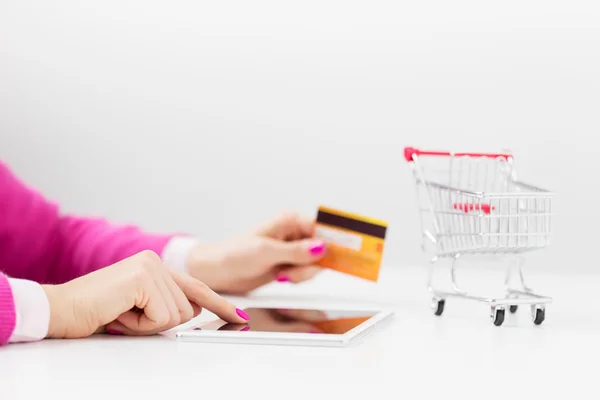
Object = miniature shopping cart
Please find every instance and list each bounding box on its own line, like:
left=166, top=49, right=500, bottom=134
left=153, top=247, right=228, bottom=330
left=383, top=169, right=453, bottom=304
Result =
left=404, top=147, right=553, bottom=326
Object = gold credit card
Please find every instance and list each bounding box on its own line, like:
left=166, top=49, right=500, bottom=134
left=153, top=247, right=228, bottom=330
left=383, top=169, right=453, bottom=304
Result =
left=314, top=206, right=387, bottom=282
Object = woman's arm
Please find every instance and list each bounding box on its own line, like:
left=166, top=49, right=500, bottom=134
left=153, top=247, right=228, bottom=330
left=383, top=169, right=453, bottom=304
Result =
left=0, top=161, right=175, bottom=284
left=0, top=161, right=200, bottom=344
left=1, top=253, right=249, bottom=346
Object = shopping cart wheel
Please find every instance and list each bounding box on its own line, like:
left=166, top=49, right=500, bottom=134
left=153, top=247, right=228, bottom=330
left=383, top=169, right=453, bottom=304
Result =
left=490, top=307, right=505, bottom=326
left=432, top=298, right=445, bottom=316
left=531, top=305, right=546, bottom=325
left=509, top=305, right=518, bottom=313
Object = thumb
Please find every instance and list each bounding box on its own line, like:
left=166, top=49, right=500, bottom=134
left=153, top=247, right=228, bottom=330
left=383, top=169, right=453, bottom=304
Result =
left=264, top=238, right=327, bottom=265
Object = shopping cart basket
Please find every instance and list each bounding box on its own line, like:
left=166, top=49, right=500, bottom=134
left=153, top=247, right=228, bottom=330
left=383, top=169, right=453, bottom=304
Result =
left=404, top=147, right=553, bottom=326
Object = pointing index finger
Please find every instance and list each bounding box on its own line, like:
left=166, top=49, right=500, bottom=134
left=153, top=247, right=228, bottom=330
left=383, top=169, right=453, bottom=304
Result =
left=169, top=269, right=248, bottom=324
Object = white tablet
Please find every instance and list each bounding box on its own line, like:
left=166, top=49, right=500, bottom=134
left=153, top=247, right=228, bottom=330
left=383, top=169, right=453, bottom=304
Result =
left=175, top=307, right=393, bottom=347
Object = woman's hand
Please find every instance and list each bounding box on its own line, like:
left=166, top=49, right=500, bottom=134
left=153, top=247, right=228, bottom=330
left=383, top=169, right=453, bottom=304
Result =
left=42, top=250, right=248, bottom=338
left=186, top=212, right=327, bottom=294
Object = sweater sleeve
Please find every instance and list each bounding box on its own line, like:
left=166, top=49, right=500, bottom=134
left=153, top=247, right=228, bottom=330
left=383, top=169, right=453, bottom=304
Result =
left=0, top=161, right=175, bottom=284
left=0, top=273, right=17, bottom=345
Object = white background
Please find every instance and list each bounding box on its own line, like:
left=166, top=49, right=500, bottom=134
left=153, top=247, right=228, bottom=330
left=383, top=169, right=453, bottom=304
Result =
left=1, top=0, right=598, bottom=273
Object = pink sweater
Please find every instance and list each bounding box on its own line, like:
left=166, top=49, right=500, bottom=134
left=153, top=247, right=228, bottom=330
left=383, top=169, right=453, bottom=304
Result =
left=0, top=161, right=174, bottom=344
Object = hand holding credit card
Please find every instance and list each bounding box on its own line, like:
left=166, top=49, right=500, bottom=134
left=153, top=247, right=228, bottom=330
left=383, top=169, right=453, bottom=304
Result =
left=313, top=206, right=388, bottom=282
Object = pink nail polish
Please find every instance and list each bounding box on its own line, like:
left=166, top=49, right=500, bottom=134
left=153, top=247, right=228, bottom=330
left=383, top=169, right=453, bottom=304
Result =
left=309, top=241, right=326, bottom=255
left=276, top=275, right=290, bottom=283
left=241, top=326, right=251, bottom=332
left=236, top=308, right=250, bottom=321
left=106, top=329, right=123, bottom=336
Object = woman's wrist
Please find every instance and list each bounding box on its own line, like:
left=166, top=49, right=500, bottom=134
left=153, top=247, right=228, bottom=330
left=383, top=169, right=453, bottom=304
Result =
left=162, top=236, right=201, bottom=273
left=41, top=284, right=67, bottom=339
left=186, top=243, right=228, bottom=291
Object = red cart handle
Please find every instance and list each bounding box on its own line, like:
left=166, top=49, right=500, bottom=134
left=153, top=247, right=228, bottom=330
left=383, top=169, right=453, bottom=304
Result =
left=453, top=203, right=494, bottom=215
left=404, top=147, right=512, bottom=162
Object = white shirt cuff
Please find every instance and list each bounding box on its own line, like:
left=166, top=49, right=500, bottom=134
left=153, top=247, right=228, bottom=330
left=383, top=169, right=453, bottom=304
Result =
left=8, top=278, right=50, bottom=343
left=162, top=236, right=200, bottom=274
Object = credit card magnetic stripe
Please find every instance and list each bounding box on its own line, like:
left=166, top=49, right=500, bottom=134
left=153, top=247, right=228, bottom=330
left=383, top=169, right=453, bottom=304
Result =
left=316, top=209, right=387, bottom=239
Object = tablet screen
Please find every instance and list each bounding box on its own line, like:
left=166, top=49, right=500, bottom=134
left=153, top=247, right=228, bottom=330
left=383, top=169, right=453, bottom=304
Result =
left=193, top=308, right=379, bottom=335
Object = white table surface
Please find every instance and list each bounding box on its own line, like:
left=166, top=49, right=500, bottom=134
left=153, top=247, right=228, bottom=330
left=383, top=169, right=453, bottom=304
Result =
left=1, top=264, right=597, bottom=400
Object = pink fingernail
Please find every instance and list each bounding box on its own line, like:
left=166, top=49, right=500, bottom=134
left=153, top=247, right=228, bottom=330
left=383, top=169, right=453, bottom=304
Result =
left=106, top=329, right=123, bottom=336
left=236, top=308, right=250, bottom=321
left=241, top=326, right=251, bottom=332
left=310, top=330, right=320, bottom=334
left=276, top=275, right=290, bottom=283
left=309, top=241, right=326, bottom=255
